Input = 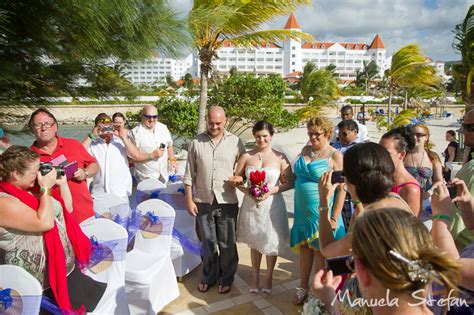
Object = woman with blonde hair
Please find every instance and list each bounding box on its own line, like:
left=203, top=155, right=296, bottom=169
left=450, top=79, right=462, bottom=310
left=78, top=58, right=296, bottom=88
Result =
left=309, top=208, right=461, bottom=315
left=291, top=116, right=346, bottom=304
left=404, top=123, right=443, bottom=218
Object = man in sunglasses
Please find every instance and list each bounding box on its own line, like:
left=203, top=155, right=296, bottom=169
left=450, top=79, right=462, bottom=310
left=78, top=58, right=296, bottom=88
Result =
left=330, top=105, right=369, bottom=144
left=332, top=120, right=359, bottom=155
left=29, top=108, right=99, bottom=223
left=129, top=105, right=178, bottom=184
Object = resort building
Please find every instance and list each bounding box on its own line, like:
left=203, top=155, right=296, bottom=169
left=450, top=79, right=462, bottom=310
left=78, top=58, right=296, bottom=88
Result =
left=122, top=51, right=193, bottom=86
left=212, top=14, right=387, bottom=83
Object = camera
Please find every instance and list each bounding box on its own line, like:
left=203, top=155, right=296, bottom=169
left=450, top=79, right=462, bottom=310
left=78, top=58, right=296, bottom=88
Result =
left=101, top=125, right=114, bottom=133
left=40, top=162, right=65, bottom=179
left=159, top=143, right=166, bottom=149
left=331, top=170, right=345, bottom=184
left=446, top=184, right=457, bottom=199
left=325, top=255, right=354, bottom=275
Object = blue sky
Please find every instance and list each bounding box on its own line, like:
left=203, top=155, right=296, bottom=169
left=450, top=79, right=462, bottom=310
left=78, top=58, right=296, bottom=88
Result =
left=174, top=0, right=471, bottom=62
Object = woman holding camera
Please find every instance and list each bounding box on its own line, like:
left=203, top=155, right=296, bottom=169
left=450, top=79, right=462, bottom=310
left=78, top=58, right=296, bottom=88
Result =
left=0, top=145, right=105, bottom=313
left=291, top=116, right=345, bottom=305
left=309, top=208, right=461, bottom=315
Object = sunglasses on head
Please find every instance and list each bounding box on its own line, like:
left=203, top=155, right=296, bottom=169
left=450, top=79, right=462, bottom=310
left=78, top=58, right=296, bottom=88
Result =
left=143, top=114, right=158, bottom=120
left=462, top=123, right=474, bottom=132
left=97, top=118, right=111, bottom=124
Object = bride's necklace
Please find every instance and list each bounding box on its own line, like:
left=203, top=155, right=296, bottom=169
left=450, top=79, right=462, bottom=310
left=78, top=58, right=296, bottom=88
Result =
left=256, top=149, right=271, bottom=161
left=310, top=145, right=330, bottom=159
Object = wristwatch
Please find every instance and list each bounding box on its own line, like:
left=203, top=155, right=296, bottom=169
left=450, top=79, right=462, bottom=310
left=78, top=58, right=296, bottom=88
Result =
left=83, top=169, right=89, bottom=179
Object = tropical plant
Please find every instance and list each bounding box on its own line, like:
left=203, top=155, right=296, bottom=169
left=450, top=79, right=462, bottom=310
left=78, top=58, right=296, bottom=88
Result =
left=0, top=0, right=186, bottom=111
left=384, top=44, right=441, bottom=122
left=299, top=62, right=339, bottom=107
left=452, top=5, right=474, bottom=112
left=355, top=60, right=380, bottom=94
left=188, top=1, right=312, bottom=133
left=208, top=73, right=300, bottom=135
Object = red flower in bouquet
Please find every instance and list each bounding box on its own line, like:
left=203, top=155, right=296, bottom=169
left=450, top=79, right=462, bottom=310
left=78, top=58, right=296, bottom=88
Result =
left=249, top=170, right=269, bottom=207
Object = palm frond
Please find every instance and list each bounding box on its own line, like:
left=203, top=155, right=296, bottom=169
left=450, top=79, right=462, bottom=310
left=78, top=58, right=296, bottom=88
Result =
left=228, top=29, right=313, bottom=47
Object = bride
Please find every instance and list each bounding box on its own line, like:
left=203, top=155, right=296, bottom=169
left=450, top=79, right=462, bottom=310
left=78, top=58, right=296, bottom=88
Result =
left=229, top=120, right=294, bottom=296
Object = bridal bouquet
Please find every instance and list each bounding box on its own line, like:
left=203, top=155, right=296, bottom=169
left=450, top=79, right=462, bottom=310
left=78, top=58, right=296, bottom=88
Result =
left=249, top=170, right=269, bottom=207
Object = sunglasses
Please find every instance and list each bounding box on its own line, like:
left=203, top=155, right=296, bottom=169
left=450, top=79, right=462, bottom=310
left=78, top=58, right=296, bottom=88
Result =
left=143, top=114, right=158, bottom=120
left=97, top=118, right=111, bottom=124
left=414, top=133, right=427, bottom=138
left=32, top=121, right=55, bottom=129
left=308, top=131, right=325, bottom=138
left=462, top=123, right=474, bottom=132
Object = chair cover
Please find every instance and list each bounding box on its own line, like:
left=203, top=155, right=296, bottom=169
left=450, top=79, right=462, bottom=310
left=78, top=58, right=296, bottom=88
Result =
left=125, top=199, right=180, bottom=314
left=81, top=219, right=130, bottom=314
left=93, top=193, right=132, bottom=236
left=0, top=265, right=42, bottom=315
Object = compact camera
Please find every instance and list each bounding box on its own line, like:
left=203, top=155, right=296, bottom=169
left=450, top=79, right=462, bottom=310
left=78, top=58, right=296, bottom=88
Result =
left=39, top=162, right=65, bottom=179
left=101, top=125, right=114, bottom=133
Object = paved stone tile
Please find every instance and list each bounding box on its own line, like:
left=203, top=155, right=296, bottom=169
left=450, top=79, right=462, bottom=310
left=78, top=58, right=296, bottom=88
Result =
left=262, top=306, right=284, bottom=315
left=252, top=298, right=273, bottom=310
left=205, top=299, right=236, bottom=313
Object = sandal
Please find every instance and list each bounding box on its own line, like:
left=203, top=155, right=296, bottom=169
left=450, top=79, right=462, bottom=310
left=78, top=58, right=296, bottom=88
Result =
left=218, top=284, right=232, bottom=294
left=197, top=282, right=211, bottom=293
left=249, top=288, right=259, bottom=295
left=293, top=287, right=308, bottom=305
left=261, top=288, right=272, bottom=297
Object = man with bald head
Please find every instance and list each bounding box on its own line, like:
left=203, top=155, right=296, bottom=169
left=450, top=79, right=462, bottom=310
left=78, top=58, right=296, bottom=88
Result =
left=184, top=106, right=246, bottom=294
left=129, top=105, right=178, bottom=183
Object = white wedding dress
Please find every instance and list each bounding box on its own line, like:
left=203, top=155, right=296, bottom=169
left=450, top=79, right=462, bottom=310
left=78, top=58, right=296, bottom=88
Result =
left=237, top=166, right=289, bottom=256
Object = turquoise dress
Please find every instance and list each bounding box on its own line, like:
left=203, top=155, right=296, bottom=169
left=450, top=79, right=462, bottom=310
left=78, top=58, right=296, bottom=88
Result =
left=290, top=155, right=346, bottom=252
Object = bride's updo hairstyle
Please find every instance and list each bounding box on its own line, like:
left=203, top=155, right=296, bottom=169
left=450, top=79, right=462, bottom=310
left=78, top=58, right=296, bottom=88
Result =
left=252, top=120, right=275, bottom=136
left=344, top=142, right=394, bottom=204
left=0, top=145, right=39, bottom=181
left=352, top=208, right=460, bottom=294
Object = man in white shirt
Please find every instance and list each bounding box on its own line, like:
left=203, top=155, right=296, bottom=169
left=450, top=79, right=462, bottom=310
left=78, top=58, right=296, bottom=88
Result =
left=330, top=105, right=369, bottom=143
left=129, top=105, right=178, bottom=184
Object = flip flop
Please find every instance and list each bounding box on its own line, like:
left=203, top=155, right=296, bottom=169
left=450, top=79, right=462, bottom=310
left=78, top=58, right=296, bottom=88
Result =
left=249, top=288, right=259, bottom=295
left=218, top=284, right=231, bottom=294
left=197, top=282, right=211, bottom=293
left=261, top=288, right=272, bottom=296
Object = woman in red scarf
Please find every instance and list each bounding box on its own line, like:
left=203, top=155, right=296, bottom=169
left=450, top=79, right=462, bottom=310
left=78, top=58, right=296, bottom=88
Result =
left=0, top=146, right=105, bottom=313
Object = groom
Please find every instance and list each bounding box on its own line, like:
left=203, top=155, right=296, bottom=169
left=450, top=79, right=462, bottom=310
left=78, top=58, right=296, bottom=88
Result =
left=183, top=106, right=246, bottom=294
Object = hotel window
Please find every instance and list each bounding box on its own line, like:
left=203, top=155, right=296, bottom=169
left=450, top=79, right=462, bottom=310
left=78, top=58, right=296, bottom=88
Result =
left=292, top=54, right=295, bottom=58
left=329, top=52, right=336, bottom=56
left=292, top=46, right=296, bottom=50
left=292, top=62, right=295, bottom=65
left=266, top=51, right=272, bottom=55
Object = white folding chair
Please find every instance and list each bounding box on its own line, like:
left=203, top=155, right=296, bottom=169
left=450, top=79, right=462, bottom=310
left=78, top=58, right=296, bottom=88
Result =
left=157, top=182, right=202, bottom=278
left=93, top=193, right=130, bottom=217
left=125, top=199, right=179, bottom=314
left=81, top=219, right=130, bottom=315
left=0, top=265, right=42, bottom=315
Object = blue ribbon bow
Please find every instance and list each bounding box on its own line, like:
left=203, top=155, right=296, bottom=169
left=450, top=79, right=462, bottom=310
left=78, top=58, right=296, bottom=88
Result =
left=150, top=191, right=161, bottom=199
left=146, top=211, right=159, bottom=224
left=0, top=288, right=13, bottom=310
left=177, top=187, right=185, bottom=195
left=408, top=115, right=425, bottom=126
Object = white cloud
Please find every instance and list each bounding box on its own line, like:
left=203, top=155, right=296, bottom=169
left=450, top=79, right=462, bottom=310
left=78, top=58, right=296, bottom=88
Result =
left=172, top=0, right=471, bottom=61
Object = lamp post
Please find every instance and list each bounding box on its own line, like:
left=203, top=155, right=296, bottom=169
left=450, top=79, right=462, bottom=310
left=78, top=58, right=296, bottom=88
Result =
left=309, top=96, right=314, bottom=117
left=360, top=96, right=367, bottom=125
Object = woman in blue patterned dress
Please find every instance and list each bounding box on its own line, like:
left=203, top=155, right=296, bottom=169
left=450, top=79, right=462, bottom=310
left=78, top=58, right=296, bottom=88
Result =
left=291, top=116, right=346, bottom=305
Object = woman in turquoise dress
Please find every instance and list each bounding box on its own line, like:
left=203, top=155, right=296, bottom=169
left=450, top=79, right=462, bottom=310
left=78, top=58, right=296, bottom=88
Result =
left=291, top=116, right=346, bottom=305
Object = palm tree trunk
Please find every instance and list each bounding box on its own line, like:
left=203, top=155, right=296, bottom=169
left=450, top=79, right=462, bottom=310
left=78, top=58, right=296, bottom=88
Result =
left=388, top=88, right=393, bottom=123
left=198, top=67, right=208, bottom=134
left=404, top=90, right=408, bottom=110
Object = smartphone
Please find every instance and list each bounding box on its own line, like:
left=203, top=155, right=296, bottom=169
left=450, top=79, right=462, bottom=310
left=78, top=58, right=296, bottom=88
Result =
left=159, top=143, right=166, bottom=149
left=331, top=171, right=345, bottom=184
left=325, top=255, right=354, bottom=275
left=446, top=184, right=457, bottom=199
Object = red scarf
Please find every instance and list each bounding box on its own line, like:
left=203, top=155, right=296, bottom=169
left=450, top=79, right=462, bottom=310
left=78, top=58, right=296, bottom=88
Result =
left=0, top=181, right=91, bottom=311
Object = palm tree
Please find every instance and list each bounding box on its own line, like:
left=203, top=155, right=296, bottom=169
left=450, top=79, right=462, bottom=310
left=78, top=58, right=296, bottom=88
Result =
left=299, top=62, right=339, bottom=116
left=188, top=1, right=312, bottom=133
left=356, top=60, right=379, bottom=94
left=384, top=44, right=441, bottom=122
left=453, top=5, right=474, bottom=112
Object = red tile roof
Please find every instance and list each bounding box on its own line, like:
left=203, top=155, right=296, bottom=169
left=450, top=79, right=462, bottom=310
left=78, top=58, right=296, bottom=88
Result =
left=301, top=41, right=374, bottom=50
left=286, top=71, right=302, bottom=77
left=284, top=14, right=301, bottom=29
left=369, top=34, right=385, bottom=49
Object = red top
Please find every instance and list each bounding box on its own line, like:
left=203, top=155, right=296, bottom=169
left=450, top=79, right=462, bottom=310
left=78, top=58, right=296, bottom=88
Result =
left=31, top=136, right=97, bottom=223
left=390, top=181, right=421, bottom=195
